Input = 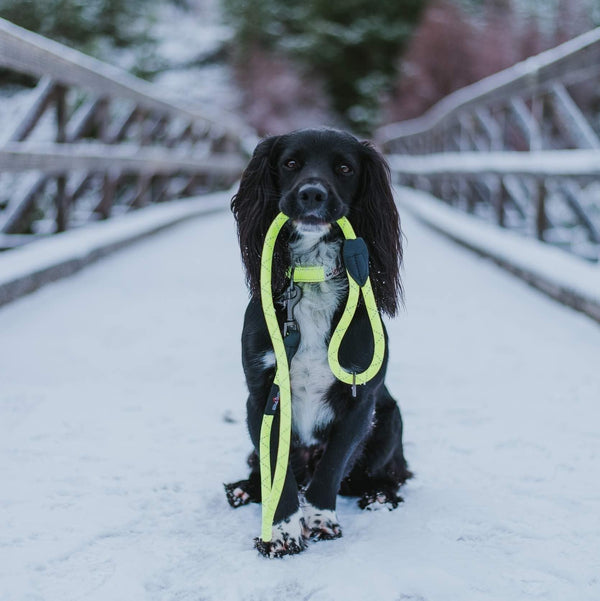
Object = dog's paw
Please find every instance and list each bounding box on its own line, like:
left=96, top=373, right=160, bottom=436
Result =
left=254, top=510, right=307, bottom=558
left=224, top=480, right=257, bottom=508
left=358, top=490, right=403, bottom=511
left=302, top=502, right=342, bottom=541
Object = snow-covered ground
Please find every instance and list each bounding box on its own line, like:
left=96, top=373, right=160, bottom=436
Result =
left=0, top=191, right=232, bottom=305
left=396, top=186, right=600, bottom=318
left=1, top=208, right=600, bottom=601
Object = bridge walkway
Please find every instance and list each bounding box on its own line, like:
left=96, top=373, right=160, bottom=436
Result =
left=1, top=206, right=599, bottom=601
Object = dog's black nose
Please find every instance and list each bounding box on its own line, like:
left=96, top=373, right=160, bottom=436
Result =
left=298, top=183, right=328, bottom=205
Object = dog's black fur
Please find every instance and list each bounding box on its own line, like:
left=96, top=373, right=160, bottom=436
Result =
left=225, top=128, right=411, bottom=557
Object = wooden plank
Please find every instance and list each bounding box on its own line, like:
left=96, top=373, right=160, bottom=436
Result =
left=0, top=233, right=39, bottom=249
left=0, top=142, right=246, bottom=177
left=387, top=149, right=600, bottom=177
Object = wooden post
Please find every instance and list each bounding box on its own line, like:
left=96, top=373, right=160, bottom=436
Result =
left=496, top=177, right=506, bottom=227
left=535, top=179, right=547, bottom=241
left=151, top=175, right=168, bottom=203
left=96, top=169, right=118, bottom=219
left=180, top=175, right=198, bottom=198
left=54, top=84, right=68, bottom=232
left=531, top=95, right=546, bottom=151
left=96, top=97, right=110, bottom=142
left=55, top=175, right=68, bottom=232
left=133, top=174, right=151, bottom=207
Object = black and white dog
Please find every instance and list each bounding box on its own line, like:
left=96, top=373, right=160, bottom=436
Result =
left=226, top=128, right=411, bottom=557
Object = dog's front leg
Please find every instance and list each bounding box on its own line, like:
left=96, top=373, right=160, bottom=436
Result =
left=303, top=387, right=375, bottom=541
left=246, top=397, right=307, bottom=558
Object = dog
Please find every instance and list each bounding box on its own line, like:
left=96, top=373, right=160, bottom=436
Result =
left=225, top=128, right=411, bottom=557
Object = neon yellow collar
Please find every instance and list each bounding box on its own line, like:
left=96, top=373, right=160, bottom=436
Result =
left=285, top=262, right=344, bottom=283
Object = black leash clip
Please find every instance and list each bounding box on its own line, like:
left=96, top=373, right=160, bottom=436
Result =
left=282, top=271, right=302, bottom=337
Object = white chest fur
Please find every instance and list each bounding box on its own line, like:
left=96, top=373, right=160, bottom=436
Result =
left=288, top=233, right=347, bottom=445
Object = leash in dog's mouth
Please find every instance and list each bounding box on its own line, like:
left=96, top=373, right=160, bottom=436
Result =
left=257, top=211, right=386, bottom=544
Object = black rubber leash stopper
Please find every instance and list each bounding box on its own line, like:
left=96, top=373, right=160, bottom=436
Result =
left=343, top=238, right=369, bottom=286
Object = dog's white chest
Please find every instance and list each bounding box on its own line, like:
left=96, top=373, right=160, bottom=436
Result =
left=289, top=281, right=341, bottom=445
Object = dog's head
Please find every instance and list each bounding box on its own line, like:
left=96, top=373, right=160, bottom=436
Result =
left=231, top=128, right=402, bottom=316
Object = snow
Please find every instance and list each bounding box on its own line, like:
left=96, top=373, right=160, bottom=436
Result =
left=151, top=3, right=232, bottom=66
left=395, top=186, right=600, bottom=315
left=148, top=2, right=244, bottom=127
left=0, top=190, right=232, bottom=304
left=1, top=206, right=600, bottom=600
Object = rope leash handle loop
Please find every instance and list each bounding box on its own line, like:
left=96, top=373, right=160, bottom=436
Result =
left=328, top=217, right=386, bottom=387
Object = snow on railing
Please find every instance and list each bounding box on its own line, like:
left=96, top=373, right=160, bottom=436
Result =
left=0, top=17, right=249, bottom=248
left=377, top=27, right=600, bottom=261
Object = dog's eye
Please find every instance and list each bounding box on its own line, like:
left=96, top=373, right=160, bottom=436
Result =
left=284, top=159, right=300, bottom=170
left=338, top=164, right=354, bottom=175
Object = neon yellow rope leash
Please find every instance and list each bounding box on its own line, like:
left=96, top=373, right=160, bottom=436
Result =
left=258, top=212, right=385, bottom=542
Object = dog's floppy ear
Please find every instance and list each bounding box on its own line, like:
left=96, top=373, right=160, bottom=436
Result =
left=351, top=141, right=403, bottom=317
left=231, top=136, right=287, bottom=297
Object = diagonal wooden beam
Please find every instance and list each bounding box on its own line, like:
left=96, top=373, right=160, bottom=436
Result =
left=5, top=76, right=56, bottom=143
left=0, top=176, right=48, bottom=234
left=548, top=83, right=600, bottom=149
left=509, top=98, right=543, bottom=151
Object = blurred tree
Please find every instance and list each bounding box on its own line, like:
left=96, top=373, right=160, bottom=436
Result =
left=223, top=0, right=427, bottom=134
left=382, top=0, right=598, bottom=125
left=0, top=0, right=156, bottom=49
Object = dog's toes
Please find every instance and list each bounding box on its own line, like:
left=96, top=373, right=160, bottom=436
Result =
left=224, top=482, right=253, bottom=508
left=358, top=490, right=403, bottom=511
left=254, top=510, right=307, bottom=558
left=308, top=521, right=342, bottom=541
left=302, top=503, right=342, bottom=542
left=254, top=536, right=306, bottom=558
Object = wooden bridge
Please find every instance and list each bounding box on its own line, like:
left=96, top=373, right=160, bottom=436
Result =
left=1, top=17, right=600, bottom=601
left=2, top=16, right=600, bottom=258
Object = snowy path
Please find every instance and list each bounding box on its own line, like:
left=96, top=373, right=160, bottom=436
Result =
left=1, top=207, right=599, bottom=601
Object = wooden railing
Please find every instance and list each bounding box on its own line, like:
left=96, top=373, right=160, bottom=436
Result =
left=0, top=18, right=250, bottom=248
left=377, top=28, right=600, bottom=261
